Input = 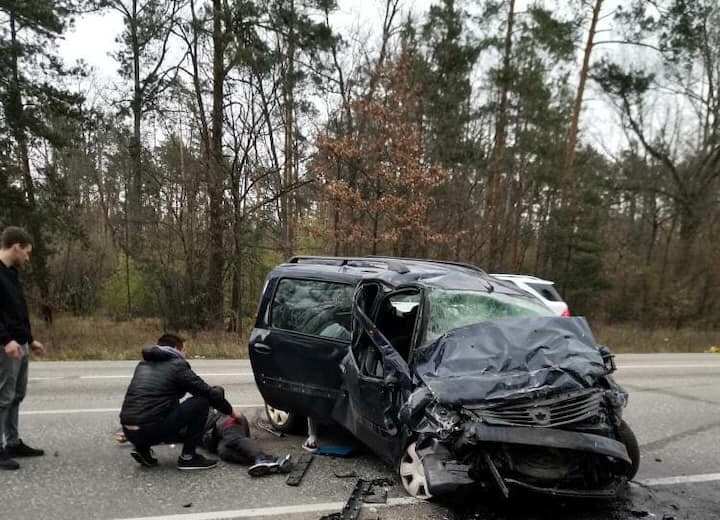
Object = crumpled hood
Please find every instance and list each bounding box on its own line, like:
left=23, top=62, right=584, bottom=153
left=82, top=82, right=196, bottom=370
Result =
left=412, top=316, right=608, bottom=405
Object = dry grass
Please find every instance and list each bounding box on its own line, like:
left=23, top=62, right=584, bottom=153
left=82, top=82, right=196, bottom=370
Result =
left=30, top=315, right=719, bottom=360
left=34, top=315, right=250, bottom=361
left=593, top=322, right=719, bottom=354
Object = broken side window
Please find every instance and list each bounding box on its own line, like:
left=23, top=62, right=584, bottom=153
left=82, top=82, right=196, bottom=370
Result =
left=270, top=278, right=353, bottom=340
left=374, top=291, right=421, bottom=361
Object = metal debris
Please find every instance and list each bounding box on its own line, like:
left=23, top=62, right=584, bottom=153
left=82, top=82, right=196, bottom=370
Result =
left=286, top=453, right=314, bottom=486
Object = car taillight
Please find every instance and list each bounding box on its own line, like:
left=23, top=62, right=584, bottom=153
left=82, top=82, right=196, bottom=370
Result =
left=561, top=308, right=571, bottom=317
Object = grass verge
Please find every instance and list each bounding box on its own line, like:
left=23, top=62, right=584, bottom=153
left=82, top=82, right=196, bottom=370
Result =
left=34, top=315, right=249, bottom=361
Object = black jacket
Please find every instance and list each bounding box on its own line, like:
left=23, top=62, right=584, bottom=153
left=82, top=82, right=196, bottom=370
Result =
left=0, top=261, right=32, bottom=347
left=119, top=346, right=233, bottom=426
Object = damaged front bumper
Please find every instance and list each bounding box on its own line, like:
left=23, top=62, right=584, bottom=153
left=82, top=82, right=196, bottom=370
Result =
left=419, top=422, right=631, bottom=498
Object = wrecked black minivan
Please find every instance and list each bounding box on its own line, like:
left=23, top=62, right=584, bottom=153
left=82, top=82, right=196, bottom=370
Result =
left=249, top=257, right=639, bottom=499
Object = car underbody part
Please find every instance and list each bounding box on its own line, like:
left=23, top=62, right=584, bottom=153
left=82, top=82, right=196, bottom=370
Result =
left=286, top=453, right=314, bottom=486
left=482, top=451, right=509, bottom=499
left=319, top=479, right=395, bottom=520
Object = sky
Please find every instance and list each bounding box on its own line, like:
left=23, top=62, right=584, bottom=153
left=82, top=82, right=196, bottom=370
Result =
left=55, top=0, right=649, bottom=156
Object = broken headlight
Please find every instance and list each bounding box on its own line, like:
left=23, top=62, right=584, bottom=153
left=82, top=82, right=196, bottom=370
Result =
left=424, top=402, right=462, bottom=440
left=604, top=389, right=628, bottom=420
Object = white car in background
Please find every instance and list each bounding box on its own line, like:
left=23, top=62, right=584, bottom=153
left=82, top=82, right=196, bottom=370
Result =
left=491, top=274, right=570, bottom=317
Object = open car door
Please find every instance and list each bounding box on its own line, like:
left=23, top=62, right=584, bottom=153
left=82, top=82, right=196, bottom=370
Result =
left=333, top=282, right=419, bottom=463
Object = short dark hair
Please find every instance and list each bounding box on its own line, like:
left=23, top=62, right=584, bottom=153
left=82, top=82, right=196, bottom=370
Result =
left=1, top=227, right=33, bottom=250
left=157, top=333, right=184, bottom=350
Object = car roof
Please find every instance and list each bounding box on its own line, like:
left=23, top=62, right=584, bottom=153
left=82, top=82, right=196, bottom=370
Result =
left=269, top=256, right=530, bottom=295
left=491, top=273, right=555, bottom=285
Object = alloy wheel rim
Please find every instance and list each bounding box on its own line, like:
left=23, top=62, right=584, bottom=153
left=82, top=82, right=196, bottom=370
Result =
left=399, top=442, right=432, bottom=499
left=267, top=405, right=290, bottom=426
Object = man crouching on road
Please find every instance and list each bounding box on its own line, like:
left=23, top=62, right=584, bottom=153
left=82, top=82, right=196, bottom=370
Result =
left=120, top=334, right=236, bottom=470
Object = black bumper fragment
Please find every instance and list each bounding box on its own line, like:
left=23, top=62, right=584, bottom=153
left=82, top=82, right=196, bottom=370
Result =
left=457, top=423, right=631, bottom=465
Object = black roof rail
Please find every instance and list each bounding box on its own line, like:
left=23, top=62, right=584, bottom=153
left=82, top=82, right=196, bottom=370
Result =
left=365, top=255, right=488, bottom=276
left=288, top=256, right=410, bottom=274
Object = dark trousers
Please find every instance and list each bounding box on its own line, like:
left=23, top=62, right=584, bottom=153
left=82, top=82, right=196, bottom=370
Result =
left=123, top=397, right=209, bottom=456
left=216, top=415, right=266, bottom=465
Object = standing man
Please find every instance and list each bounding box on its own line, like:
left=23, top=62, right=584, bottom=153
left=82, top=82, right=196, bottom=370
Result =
left=0, top=227, right=46, bottom=471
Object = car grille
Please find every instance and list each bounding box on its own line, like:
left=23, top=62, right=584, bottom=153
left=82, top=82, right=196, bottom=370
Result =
left=467, top=390, right=603, bottom=428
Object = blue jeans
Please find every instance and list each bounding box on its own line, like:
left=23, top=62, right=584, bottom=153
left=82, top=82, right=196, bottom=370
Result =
left=0, top=343, right=29, bottom=449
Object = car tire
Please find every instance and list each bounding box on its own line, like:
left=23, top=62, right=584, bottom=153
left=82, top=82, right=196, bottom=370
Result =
left=398, top=441, right=433, bottom=500
left=618, top=419, right=640, bottom=480
left=264, top=404, right=302, bottom=434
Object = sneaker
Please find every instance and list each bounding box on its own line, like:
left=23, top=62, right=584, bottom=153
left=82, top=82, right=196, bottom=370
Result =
left=131, top=448, right=158, bottom=468
left=277, top=454, right=293, bottom=474
left=248, top=454, right=292, bottom=477
left=7, top=440, right=44, bottom=458
left=0, top=450, right=20, bottom=470
left=177, top=453, right=218, bottom=471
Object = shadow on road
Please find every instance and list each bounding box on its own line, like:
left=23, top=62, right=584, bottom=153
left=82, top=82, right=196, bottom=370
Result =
left=446, top=483, right=715, bottom=520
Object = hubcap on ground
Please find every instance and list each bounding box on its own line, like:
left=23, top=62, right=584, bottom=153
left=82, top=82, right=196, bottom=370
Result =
left=399, top=442, right=432, bottom=499
left=266, top=405, right=290, bottom=426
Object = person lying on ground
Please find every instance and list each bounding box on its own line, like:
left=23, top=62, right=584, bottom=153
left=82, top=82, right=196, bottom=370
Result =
left=202, top=409, right=291, bottom=477
left=119, top=334, right=236, bottom=471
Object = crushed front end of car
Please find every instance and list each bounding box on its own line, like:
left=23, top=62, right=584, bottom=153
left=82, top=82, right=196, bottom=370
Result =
left=399, top=316, right=637, bottom=499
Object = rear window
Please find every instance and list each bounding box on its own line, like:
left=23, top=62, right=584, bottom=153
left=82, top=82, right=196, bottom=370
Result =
left=527, top=282, right=562, bottom=302
left=270, top=278, right=353, bottom=340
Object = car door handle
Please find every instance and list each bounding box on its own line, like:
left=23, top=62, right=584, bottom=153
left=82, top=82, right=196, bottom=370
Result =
left=253, top=343, right=272, bottom=355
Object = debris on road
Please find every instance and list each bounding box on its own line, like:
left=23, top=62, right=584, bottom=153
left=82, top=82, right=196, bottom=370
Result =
left=255, top=417, right=284, bottom=437
left=182, top=503, right=192, bottom=508
left=314, top=444, right=359, bottom=458
left=334, top=470, right=359, bottom=479
left=320, top=478, right=395, bottom=520
left=286, top=453, right=314, bottom=486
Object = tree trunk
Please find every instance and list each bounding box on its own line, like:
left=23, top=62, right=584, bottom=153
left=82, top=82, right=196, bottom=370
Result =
left=563, top=0, right=603, bottom=179
left=485, top=0, right=515, bottom=271
left=130, top=0, right=143, bottom=249
left=207, top=0, right=226, bottom=328
left=281, top=0, right=297, bottom=258
left=8, top=9, right=49, bottom=299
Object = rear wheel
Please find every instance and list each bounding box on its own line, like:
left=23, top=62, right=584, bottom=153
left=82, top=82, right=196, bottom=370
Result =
left=618, top=419, right=640, bottom=480
left=399, top=442, right=432, bottom=499
left=264, top=404, right=302, bottom=434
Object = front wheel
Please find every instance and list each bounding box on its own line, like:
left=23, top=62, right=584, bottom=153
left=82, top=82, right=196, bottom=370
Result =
left=399, top=442, right=433, bottom=499
left=264, top=403, right=302, bottom=434
left=618, top=419, right=640, bottom=480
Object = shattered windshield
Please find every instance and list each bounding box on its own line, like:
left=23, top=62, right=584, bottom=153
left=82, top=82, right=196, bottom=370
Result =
left=425, top=288, right=553, bottom=342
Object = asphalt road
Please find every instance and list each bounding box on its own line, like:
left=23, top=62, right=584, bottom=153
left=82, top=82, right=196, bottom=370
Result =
left=3, top=353, right=720, bottom=520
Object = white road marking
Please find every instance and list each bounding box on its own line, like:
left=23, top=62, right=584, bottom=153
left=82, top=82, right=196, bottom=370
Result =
left=109, top=473, right=720, bottom=520
left=29, top=372, right=255, bottom=382
left=112, top=497, right=420, bottom=520
left=637, top=473, right=720, bottom=486
left=20, top=403, right=264, bottom=416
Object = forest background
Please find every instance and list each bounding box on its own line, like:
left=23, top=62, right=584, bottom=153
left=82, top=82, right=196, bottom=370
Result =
left=1, top=0, right=718, bottom=359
